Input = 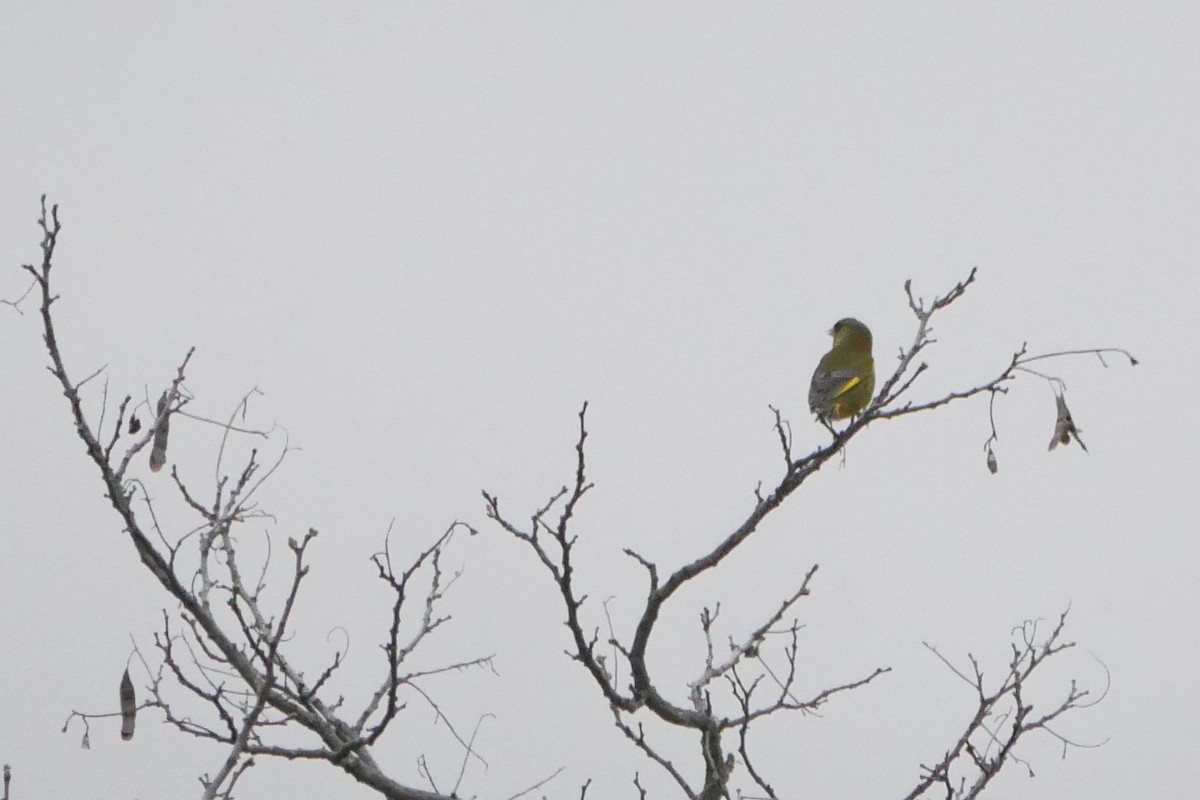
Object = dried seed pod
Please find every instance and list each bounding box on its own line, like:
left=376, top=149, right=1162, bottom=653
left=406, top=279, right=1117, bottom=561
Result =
left=1048, top=392, right=1087, bottom=453
left=149, top=391, right=171, bottom=472
left=120, top=668, right=136, bottom=741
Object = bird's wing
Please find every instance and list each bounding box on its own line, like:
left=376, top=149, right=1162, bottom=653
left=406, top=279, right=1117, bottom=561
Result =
left=808, top=368, right=862, bottom=410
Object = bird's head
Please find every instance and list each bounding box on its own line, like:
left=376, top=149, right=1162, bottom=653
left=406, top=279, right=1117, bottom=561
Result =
left=829, top=317, right=873, bottom=351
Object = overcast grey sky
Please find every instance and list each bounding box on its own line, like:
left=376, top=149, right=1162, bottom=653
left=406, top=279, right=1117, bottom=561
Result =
left=2, top=3, right=1197, bottom=798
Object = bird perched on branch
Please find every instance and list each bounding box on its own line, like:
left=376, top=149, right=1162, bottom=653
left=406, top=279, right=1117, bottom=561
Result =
left=808, top=317, right=876, bottom=427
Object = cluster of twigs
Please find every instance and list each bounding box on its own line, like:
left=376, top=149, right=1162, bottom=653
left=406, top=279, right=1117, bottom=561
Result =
left=906, top=610, right=1108, bottom=799
left=20, top=199, right=491, bottom=800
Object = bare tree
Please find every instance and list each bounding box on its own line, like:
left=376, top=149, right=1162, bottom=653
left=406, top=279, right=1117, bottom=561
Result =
left=22, top=198, right=485, bottom=800
left=7, top=198, right=1128, bottom=798
left=481, top=268, right=1123, bottom=799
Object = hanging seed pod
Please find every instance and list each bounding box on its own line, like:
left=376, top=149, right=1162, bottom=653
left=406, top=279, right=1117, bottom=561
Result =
left=1048, top=391, right=1087, bottom=453
left=149, top=391, right=171, bottom=472
left=119, top=668, right=136, bottom=741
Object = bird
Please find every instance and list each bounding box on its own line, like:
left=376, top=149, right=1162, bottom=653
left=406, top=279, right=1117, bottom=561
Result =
left=808, top=317, right=876, bottom=427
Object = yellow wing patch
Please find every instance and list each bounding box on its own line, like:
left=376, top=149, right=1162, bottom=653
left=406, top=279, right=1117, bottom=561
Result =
left=833, top=376, right=861, bottom=397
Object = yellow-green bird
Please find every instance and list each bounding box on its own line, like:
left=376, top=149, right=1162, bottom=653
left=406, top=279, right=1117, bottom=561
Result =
left=808, top=318, right=876, bottom=424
